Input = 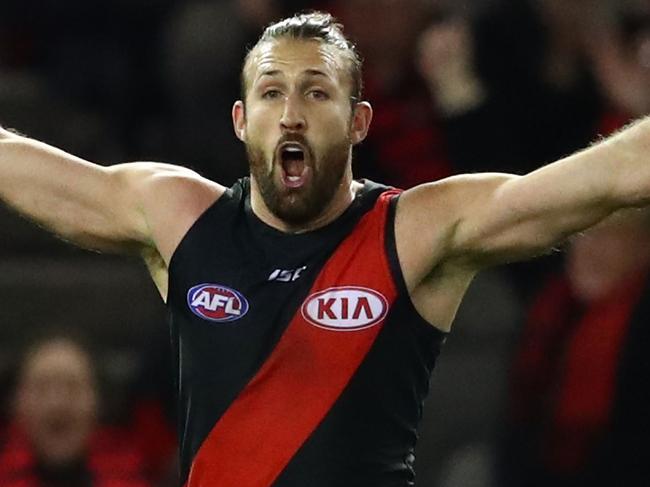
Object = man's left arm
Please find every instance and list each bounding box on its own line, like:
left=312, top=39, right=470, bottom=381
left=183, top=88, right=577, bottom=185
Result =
left=401, top=116, right=650, bottom=272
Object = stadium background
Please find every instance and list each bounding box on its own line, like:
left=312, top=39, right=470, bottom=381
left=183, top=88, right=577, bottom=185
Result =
left=0, top=0, right=648, bottom=485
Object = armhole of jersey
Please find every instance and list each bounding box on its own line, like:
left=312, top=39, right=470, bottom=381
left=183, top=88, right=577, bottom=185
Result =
left=167, top=187, right=232, bottom=283
left=385, top=194, right=448, bottom=337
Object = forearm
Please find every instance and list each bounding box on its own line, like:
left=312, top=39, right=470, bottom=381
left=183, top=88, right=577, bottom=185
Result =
left=602, top=116, right=650, bottom=208
left=510, top=115, right=650, bottom=219
left=449, top=116, right=650, bottom=266
left=0, top=128, right=143, bottom=251
left=1, top=137, right=95, bottom=232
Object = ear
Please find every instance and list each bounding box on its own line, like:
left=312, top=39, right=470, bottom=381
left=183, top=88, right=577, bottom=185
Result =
left=232, top=100, right=247, bottom=142
left=350, top=101, right=373, bottom=145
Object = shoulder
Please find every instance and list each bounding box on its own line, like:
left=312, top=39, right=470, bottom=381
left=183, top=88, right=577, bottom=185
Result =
left=395, top=176, right=473, bottom=251
left=394, top=173, right=516, bottom=279
left=108, top=161, right=225, bottom=198
left=397, top=173, right=517, bottom=236
left=110, top=161, right=226, bottom=217
left=399, top=173, right=515, bottom=209
left=110, top=161, right=227, bottom=263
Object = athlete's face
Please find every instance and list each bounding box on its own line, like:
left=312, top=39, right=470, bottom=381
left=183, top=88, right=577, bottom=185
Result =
left=233, top=38, right=372, bottom=228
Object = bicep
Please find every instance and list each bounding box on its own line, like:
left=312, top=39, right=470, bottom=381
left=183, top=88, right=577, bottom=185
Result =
left=0, top=136, right=217, bottom=256
left=126, top=164, right=224, bottom=263
left=88, top=162, right=223, bottom=260
left=451, top=167, right=616, bottom=266
left=400, top=166, right=617, bottom=278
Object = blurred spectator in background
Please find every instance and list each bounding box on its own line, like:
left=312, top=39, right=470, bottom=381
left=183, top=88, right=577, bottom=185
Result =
left=127, top=341, right=178, bottom=487
left=0, top=336, right=152, bottom=487
left=417, top=13, right=517, bottom=176
left=415, top=269, right=522, bottom=487
left=417, top=0, right=602, bottom=178
left=161, top=0, right=282, bottom=183
left=0, top=1, right=174, bottom=163
left=0, top=1, right=648, bottom=486
left=416, top=0, right=650, bottom=302
left=336, top=0, right=454, bottom=188
left=471, top=0, right=606, bottom=171
left=501, top=208, right=650, bottom=487
left=587, top=0, right=650, bottom=130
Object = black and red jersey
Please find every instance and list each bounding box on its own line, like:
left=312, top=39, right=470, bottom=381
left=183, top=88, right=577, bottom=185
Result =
left=167, top=178, right=446, bottom=487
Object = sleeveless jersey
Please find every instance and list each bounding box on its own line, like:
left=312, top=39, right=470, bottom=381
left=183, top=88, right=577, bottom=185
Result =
left=167, top=178, right=447, bottom=487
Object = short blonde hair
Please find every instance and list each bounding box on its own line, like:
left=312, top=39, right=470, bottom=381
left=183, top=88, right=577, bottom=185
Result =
left=241, top=11, right=363, bottom=106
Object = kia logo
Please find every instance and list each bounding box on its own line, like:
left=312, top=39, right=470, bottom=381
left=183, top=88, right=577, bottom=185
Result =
left=301, top=287, right=388, bottom=331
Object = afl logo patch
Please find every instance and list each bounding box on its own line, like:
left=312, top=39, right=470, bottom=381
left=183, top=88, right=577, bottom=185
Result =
left=187, top=284, right=249, bottom=323
left=301, top=286, right=388, bottom=331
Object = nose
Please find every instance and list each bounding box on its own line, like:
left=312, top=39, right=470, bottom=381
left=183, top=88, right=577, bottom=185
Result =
left=280, top=93, right=306, bottom=132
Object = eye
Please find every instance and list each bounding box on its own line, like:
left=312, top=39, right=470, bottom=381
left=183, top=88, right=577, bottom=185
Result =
left=307, top=89, right=329, bottom=101
left=262, top=89, right=282, bottom=100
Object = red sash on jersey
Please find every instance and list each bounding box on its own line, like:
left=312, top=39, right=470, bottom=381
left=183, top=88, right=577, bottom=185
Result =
left=185, top=191, right=400, bottom=487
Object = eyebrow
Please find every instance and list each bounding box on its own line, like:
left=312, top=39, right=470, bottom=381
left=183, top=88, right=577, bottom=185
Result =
left=258, top=69, right=332, bottom=80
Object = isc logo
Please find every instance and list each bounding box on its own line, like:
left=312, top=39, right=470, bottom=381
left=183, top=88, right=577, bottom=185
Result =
left=301, top=286, right=388, bottom=331
left=268, top=266, right=307, bottom=282
left=187, top=284, right=249, bottom=323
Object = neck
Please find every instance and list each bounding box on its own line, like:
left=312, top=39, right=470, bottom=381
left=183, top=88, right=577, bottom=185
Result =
left=250, top=167, right=361, bottom=233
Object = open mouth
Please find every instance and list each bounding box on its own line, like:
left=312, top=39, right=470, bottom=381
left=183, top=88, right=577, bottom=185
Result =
left=279, top=142, right=310, bottom=189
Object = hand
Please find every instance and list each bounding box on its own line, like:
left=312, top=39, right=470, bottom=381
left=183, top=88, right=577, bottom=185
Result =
left=416, top=20, right=485, bottom=115
left=587, top=28, right=650, bottom=116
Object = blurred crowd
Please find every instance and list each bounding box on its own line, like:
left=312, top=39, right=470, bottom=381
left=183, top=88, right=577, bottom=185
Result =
left=0, top=0, right=649, bottom=486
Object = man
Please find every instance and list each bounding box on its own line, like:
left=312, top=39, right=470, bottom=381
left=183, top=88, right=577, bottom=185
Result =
left=0, top=336, right=151, bottom=487
left=503, top=209, right=650, bottom=486
left=0, top=11, right=648, bottom=487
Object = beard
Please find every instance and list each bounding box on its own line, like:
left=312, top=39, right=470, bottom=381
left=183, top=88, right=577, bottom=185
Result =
left=246, top=134, right=351, bottom=227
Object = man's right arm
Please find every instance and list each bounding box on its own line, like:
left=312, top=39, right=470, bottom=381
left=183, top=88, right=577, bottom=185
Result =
left=0, top=126, right=224, bottom=265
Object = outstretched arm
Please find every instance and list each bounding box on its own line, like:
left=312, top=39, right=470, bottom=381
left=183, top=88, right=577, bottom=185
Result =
left=0, top=126, right=223, bottom=295
left=393, top=116, right=649, bottom=332
left=400, top=116, right=650, bottom=276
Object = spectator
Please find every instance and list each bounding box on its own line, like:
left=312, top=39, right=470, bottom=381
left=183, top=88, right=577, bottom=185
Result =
left=0, top=336, right=152, bottom=487
left=501, top=208, right=650, bottom=486
left=336, top=0, right=453, bottom=188
left=418, top=0, right=611, bottom=175
left=415, top=270, right=522, bottom=487
left=586, top=1, right=650, bottom=131
left=417, top=16, right=518, bottom=175
left=161, top=0, right=284, bottom=184
left=417, top=0, right=619, bottom=302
